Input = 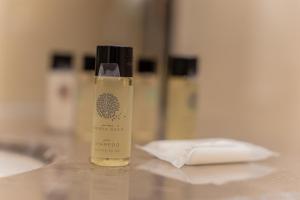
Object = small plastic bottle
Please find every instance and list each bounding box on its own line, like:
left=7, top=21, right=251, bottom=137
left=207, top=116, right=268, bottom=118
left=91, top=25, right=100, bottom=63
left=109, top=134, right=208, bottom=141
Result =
left=46, top=54, right=76, bottom=133
left=91, top=46, right=134, bottom=166
left=165, top=57, right=198, bottom=139
left=133, top=59, right=159, bottom=144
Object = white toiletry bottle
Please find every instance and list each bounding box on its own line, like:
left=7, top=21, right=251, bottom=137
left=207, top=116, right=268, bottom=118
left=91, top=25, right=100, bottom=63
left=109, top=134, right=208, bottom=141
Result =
left=46, top=54, right=76, bottom=133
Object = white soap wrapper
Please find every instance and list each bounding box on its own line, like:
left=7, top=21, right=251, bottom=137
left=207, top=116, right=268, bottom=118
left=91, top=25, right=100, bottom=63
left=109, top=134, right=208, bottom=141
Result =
left=137, top=138, right=278, bottom=168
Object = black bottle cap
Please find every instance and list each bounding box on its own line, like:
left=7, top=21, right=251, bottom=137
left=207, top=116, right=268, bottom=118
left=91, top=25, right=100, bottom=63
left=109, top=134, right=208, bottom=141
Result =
left=83, top=55, right=95, bottom=71
left=51, top=54, right=73, bottom=70
left=95, top=45, right=133, bottom=77
left=137, top=59, right=156, bottom=74
left=168, top=57, right=198, bottom=76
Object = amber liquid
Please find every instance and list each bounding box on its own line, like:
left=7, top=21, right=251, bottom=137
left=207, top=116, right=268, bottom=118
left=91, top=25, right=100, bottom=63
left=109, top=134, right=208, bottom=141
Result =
left=91, top=77, right=133, bottom=166
left=133, top=74, right=159, bottom=144
left=165, top=77, right=198, bottom=139
left=77, top=72, right=94, bottom=142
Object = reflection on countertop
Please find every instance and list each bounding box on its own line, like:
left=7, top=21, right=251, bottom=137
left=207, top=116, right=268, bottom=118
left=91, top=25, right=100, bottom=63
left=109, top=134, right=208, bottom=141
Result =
left=223, top=192, right=300, bottom=200
left=41, top=164, right=130, bottom=200
left=137, top=159, right=275, bottom=185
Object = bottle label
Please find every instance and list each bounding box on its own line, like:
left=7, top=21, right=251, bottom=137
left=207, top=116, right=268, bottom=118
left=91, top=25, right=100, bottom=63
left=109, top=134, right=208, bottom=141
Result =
left=92, top=77, right=133, bottom=159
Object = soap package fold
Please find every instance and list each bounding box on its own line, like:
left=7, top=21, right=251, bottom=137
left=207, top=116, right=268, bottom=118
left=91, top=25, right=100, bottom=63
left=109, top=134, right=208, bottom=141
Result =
left=137, top=138, right=278, bottom=168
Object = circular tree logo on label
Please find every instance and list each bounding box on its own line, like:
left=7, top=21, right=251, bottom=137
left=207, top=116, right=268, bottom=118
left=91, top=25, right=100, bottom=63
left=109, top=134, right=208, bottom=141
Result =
left=96, top=93, right=120, bottom=120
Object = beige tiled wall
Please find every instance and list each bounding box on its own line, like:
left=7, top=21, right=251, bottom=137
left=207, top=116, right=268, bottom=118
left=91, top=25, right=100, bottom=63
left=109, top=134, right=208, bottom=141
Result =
left=171, top=0, right=300, bottom=146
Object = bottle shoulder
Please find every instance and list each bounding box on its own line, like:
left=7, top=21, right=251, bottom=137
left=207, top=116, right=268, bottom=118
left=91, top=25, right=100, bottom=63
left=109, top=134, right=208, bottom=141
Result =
left=94, top=76, right=133, bottom=86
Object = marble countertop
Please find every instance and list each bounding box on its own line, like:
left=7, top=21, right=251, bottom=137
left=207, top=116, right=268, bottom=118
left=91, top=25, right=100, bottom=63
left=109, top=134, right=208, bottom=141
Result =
left=0, top=126, right=300, bottom=200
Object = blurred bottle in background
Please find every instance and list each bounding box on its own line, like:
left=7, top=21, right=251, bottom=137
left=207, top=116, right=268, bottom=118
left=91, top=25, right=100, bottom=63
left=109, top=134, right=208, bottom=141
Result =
left=165, top=57, right=198, bottom=139
left=76, top=55, right=95, bottom=142
left=133, top=58, right=159, bottom=144
left=45, top=53, right=76, bottom=133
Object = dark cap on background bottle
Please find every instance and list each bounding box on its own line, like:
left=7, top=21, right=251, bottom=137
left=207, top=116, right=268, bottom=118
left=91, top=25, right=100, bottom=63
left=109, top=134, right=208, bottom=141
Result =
left=83, top=55, right=95, bottom=71
left=168, top=57, right=198, bottom=76
left=95, top=45, right=133, bottom=77
left=51, top=54, right=73, bottom=70
left=137, top=59, right=156, bottom=74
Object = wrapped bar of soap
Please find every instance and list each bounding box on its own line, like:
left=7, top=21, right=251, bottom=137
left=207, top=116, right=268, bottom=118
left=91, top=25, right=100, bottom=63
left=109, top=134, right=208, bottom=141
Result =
left=137, top=138, right=278, bottom=168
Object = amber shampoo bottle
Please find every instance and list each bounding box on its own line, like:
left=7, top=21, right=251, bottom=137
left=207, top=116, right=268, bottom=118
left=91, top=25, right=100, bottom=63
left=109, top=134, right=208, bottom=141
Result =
left=91, top=46, right=133, bottom=166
